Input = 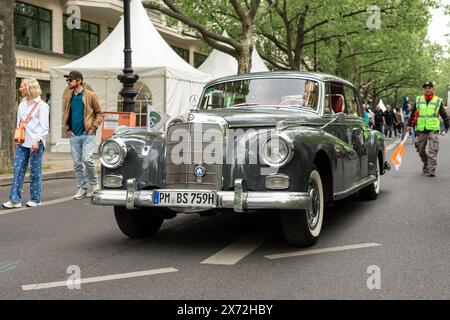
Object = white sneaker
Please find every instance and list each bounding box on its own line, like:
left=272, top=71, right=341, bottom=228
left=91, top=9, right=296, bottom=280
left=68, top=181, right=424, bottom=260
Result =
left=89, top=184, right=100, bottom=197
left=2, top=201, right=22, bottom=209
left=73, top=188, right=88, bottom=200
left=26, top=201, right=42, bottom=207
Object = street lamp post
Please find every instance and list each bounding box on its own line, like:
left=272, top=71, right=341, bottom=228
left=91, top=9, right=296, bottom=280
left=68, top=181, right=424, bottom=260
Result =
left=118, top=0, right=139, bottom=112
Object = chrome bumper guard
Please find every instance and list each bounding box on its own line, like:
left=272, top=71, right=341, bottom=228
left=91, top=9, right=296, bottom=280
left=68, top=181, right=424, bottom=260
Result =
left=91, top=178, right=312, bottom=213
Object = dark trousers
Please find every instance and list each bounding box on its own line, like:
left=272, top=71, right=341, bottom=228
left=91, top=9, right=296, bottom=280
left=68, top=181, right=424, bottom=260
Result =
left=417, top=132, right=439, bottom=173
left=386, top=123, right=396, bottom=138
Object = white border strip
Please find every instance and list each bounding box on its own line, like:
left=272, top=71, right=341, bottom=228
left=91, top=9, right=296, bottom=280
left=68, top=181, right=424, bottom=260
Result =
left=265, top=243, right=382, bottom=260
left=21, top=267, right=178, bottom=291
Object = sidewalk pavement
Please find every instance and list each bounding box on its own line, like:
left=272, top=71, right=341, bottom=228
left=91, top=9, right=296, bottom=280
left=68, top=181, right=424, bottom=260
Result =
left=0, top=152, right=100, bottom=187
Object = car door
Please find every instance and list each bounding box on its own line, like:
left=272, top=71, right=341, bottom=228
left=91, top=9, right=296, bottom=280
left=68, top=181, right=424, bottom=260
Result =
left=326, top=82, right=359, bottom=191
left=343, top=85, right=369, bottom=180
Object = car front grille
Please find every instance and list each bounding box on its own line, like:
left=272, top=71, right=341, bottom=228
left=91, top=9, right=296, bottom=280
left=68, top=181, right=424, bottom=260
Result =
left=165, top=122, right=223, bottom=190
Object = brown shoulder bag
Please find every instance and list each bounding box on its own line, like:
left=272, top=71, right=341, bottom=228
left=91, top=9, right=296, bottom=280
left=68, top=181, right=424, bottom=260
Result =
left=14, top=100, right=41, bottom=144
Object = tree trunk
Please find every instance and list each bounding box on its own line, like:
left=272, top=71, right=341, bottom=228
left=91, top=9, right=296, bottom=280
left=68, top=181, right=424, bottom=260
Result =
left=0, top=0, right=16, bottom=170
left=335, top=40, right=343, bottom=77
left=237, top=19, right=253, bottom=74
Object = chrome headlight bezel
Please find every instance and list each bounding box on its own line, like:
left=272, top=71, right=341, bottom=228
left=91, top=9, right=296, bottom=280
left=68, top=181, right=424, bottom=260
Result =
left=259, top=133, right=294, bottom=168
left=99, top=138, right=127, bottom=169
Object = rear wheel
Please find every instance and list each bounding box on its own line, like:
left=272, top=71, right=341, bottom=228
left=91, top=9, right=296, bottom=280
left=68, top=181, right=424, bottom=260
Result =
left=359, top=158, right=381, bottom=200
left=281, top=167, right=324, bottom=247
left=114, top=206, right=164, bottom=239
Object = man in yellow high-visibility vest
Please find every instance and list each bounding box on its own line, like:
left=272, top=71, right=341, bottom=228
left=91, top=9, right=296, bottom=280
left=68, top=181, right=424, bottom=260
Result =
left=406, top=82, right=449, bottom=177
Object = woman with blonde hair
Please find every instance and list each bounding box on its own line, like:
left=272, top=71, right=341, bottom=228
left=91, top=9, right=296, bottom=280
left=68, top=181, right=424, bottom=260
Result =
left=2, top=78, right=49, bottom=209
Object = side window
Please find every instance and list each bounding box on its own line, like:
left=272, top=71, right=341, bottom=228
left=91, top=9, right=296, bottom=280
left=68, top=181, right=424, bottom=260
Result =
left=354, top=89, right=364, bottom=118
left=329, top=83, right=346, bottom=114
left=324, top=83, right=332, bottom=115
left=343, top=85, right=358, bottom=116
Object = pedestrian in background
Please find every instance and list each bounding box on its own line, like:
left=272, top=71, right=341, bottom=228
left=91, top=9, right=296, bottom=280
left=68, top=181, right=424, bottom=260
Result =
left=63, top=71, right=104, bottom=199
left=363, top=105, right=371, bottom=126
left=372, top=105, right=385, bottom=135
left=384, top=104, right=397, bottom=138
left=402, top=96, right=410, bottom=117
left=2, top=78, right=49, bottom=209
left=406, top=82, right=449, bottom=177
left=395, top=107, right=405, bottom=139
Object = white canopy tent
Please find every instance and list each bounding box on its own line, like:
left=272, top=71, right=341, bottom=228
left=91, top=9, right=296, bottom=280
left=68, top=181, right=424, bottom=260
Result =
left=50, top=0, right=209, bottom=152
left=198, top=32, right=269, bottom=80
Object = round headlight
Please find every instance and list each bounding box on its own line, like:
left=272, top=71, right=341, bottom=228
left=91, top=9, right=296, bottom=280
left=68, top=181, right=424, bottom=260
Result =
left=100, top=138, right=127, bottom=169
left=260, top=134, right=294, bottom=168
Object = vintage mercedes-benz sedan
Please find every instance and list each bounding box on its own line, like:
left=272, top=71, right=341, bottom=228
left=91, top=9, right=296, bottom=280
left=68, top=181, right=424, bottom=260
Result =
left=92, top=72, right=390, bottom=247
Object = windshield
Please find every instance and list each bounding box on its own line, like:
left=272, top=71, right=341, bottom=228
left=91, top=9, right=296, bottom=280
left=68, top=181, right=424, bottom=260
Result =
left=200, top=78, right=320, bottom=111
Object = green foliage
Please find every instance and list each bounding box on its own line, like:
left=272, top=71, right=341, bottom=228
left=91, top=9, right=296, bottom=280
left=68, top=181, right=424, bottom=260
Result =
left=256, top=0, right=446, bottom=104
left=145, top=0, right=449, bottom=103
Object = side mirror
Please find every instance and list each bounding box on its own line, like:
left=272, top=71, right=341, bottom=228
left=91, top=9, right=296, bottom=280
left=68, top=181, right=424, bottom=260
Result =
left=334, top=112, right=345, bottom=123
left=321, top=112, right=345, bottom=130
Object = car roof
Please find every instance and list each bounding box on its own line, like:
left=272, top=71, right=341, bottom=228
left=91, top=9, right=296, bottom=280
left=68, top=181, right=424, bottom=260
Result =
left=205, top=71, right=356, bottom=88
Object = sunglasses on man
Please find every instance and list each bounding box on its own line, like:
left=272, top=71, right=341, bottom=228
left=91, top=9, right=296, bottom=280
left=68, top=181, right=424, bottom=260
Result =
left=66, top=78, right=78, bottom=83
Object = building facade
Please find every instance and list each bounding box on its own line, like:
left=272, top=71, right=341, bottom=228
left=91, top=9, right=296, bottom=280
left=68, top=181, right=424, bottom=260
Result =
left=14, top=0, right=207, bottom=152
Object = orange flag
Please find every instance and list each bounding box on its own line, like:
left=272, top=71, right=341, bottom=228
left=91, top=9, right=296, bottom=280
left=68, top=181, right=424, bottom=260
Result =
left=390, top=132, right=410, bottom=171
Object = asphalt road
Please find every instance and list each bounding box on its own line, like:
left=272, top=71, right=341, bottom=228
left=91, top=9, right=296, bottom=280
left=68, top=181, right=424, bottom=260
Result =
left=0, top=135, right=449, bottom=300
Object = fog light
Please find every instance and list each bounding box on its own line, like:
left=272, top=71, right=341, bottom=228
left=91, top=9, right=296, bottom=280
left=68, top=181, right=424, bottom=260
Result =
left=265, top=174, right=290, bottom=190
left=103, top=174, right=123, bottom=188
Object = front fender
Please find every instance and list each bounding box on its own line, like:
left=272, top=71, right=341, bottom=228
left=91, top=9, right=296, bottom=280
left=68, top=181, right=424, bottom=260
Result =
left=101, top=130, right=165, bottom=190
left=367, top=129, right=386, bottom=175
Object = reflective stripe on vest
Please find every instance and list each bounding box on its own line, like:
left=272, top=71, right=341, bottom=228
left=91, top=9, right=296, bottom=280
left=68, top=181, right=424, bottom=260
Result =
left=416, top=96, right=441, bottom=131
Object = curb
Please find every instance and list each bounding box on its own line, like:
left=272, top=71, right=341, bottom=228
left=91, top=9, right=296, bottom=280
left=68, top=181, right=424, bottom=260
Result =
left=0, top=169, right=75, bottom=187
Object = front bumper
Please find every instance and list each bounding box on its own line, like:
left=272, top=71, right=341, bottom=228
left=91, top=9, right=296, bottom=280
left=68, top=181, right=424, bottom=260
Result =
left=91, top=179, right=311, bottom=213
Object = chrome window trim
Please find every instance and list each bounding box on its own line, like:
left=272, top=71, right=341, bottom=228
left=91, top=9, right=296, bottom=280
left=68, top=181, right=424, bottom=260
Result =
left=199, top=75, right=324, bottom=115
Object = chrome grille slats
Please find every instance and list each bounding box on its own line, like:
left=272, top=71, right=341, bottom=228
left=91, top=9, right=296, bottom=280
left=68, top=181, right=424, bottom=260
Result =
left=165, top=122, right=223, bottom=190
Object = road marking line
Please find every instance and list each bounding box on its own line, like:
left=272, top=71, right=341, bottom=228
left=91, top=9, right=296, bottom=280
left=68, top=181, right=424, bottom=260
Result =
left=0, top=260, right=20, bottom=273
left=386, top=145, right=395, bottom=152
left=386, top=138, right=401, bottom=152
left=21, top=267, right=178, bottom=291
left=0, top=196, right=76, bottom=215
left=386, top=143, right=397, bottom=152
left=265, top=243, right=382, bottom=260
left=201, top=226, right=275, bottom=265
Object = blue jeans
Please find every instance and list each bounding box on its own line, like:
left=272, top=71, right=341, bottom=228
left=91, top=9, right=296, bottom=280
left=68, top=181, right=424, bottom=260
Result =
left=70, top=134, right=98, bottom=190
left=9, top=143, right=45, bottom=203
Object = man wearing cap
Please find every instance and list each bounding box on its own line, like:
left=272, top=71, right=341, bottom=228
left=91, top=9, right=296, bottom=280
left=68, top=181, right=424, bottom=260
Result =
left=406, top=82, right=449, bottom=177
left=63, top=71, right=104, bottom=199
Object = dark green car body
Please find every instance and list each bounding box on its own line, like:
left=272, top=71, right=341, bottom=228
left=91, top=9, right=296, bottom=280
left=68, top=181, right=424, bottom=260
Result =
left=92, top=72, right=388, bottom=245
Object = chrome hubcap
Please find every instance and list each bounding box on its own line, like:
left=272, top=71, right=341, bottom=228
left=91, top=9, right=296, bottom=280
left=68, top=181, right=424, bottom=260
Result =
left=307, top=182, right=320, bottom=230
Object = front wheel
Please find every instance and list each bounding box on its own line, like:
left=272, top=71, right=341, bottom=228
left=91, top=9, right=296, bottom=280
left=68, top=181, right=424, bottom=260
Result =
left=281, top=167, right=324, bottom=247
left=114, top=206, right=164, bottom=239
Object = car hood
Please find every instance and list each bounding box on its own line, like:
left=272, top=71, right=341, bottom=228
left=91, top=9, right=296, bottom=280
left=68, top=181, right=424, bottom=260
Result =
left=198, top=107, right=321, bottom=128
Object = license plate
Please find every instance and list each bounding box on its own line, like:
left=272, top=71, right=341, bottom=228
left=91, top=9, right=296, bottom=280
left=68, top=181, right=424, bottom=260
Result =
left=153, top=191, right=216, bottom=208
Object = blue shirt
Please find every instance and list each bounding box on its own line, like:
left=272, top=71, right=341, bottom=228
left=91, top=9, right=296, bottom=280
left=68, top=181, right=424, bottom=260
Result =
left=403, top=97, right=410, bottom=115
left=70, top=90, right=85, bottom=136
left=364, top=110, right=370, bottom=125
